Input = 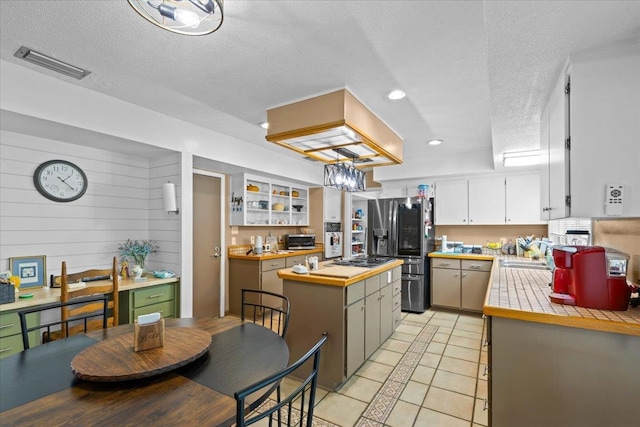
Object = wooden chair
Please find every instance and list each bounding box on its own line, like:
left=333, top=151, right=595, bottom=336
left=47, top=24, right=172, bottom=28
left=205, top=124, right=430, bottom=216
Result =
left=18, top=295, right=109, bottom=350
left=47, top=257, right=119, bottom=341
left=241, top=289, right=290, bottom=338
left=235, top=333, right=328, bottom=427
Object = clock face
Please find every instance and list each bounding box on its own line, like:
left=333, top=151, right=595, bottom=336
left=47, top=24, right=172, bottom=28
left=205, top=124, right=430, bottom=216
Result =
left=33, top=160, right=88, bottom=202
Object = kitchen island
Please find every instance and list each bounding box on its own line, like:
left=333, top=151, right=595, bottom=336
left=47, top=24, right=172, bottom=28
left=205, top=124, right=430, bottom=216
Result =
left=484, top=258, right=640, bottom=427
left=278, top=259, right=403, bottom=390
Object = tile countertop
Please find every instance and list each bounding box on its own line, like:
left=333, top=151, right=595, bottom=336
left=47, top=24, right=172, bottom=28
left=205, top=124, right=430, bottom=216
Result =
left=429, top=252, right=640, bottom=337
left=0, top=276, right=179, bottom=312
left=227, top=246, right=323, bottom=260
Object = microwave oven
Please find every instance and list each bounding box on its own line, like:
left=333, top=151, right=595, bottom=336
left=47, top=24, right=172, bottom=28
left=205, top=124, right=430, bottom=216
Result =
left=285, top=234, right=315, bottom=250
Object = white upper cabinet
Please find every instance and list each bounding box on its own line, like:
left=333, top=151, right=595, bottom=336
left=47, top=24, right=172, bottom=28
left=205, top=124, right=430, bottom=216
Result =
left=437, top=174, right=543, bottom=226
left=435, top=180, right=468, bottom=225
left=323, top=187, right=343, bottom=222
left=506, top=174, right=545, bottom=224
left=468, top=176, right=505, bottom=225
left=540, top=41, right=640, bottom=219
left=540, top=68, right=571, bottom=220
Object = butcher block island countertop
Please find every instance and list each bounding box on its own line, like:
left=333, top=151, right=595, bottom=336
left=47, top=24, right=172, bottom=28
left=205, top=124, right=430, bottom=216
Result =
left=277, top=259, right=404, bottom=286
left=227, top=246, right=323, bottom=260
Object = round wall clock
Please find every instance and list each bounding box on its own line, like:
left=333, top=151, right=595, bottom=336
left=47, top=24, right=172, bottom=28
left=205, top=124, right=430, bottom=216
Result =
left=33, top=160, right=88, bottom=202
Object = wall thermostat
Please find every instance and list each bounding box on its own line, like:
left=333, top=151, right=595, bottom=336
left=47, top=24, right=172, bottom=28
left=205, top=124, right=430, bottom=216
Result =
left=604, top=184, right=624, bottom=216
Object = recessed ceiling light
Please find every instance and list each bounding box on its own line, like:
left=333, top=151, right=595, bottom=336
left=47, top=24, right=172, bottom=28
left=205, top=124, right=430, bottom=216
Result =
left=259, top=122, right=269, bottom=129
left=427, top=139, right=443, bottom=146
left=387, top=90, right=406, bottom=100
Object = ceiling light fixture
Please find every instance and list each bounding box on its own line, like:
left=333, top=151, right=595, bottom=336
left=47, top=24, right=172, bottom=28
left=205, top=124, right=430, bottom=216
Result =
left=427, top=139, right=443, bottom=146
left=266, top=89, right=403, bottom=167
left=128, top=0, right=223, bottom=36
left=259, top=122, right=269, bottom=130
left=324, top=153, right=366, bottom=192
left=387, top=90, right=406, bottom=100
left=14, top=46, right=90, bottom=80
left=503, top=149, right=540, bottom=167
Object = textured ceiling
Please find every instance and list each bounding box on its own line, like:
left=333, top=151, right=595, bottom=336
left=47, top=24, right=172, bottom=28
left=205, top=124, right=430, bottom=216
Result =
left=1, top=1, right=639, bottom=179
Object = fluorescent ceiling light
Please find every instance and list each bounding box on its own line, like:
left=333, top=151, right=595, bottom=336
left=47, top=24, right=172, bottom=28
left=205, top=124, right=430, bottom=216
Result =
left=14, top=46, right=90, bottom=80
left=387, top=90, right=406, bottom=100
left=503, top=150, right=540, bottom=167
left=427, top=139, right=443, bottom=146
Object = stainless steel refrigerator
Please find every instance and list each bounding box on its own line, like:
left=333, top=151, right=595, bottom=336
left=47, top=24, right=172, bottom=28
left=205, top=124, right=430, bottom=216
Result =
left=367, top=197, right=435, bottom=312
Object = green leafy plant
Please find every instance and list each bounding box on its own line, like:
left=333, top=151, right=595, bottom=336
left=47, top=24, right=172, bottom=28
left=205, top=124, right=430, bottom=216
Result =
left=118, top=239, right=158, bottom=269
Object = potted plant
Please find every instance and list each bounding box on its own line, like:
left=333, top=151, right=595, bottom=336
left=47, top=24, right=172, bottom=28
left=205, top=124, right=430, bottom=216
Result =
left=118, top=239, right=158, bottom=276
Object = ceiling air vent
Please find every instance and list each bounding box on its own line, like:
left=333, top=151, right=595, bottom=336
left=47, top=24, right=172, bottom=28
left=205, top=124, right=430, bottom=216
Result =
left=14, top=46, right=91, bottom=80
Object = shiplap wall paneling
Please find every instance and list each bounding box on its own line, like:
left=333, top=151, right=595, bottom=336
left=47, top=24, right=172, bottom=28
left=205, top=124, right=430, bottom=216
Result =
left=149, top=153, right=181, bottom=275
left=0, top=130, right=150, bottom=278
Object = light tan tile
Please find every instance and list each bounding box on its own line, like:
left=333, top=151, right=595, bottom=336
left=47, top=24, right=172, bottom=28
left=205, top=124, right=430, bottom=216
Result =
left=390, top=331, right=416, bottom=342
left=431, top=311, right=459, bottom=321
left=431, top=370, right=477, bottom=397
left=476, top=378, right=487, bottom=400
left=426, top=341, right=446, bottom=355
left=414, top=407, right=470, bottom=427
left=395, top=323, right=423, bottom=335
left=410, top=365, right=436, bottom=385
left=432, top=332, right=451, bottom=344
left=428, top=318, right=456, bottom=329
left=370, top=348, right=403, bottom=367
left=473, top=397, right=489, bottom=426
left=380, top=338, right=411, bottom=354
left=443, top=344, right=480, bottom=363
left=423, top=387, right=474, bottom=421
left=338, top=375, right=382, bottom=403
left=438, top=356, right=478, bottom=378
left=355, top=361, right=394, bottom=383
left=456, top=314, right=483, bottom=325
left=418, top=352, right=441, bottom=368
left=454, top=322, right=483, bottom=334
left=448, top=335, right=481, bottom=350
left=386, top=399, right=420, bottom=427
left=313, top=392, right=367, bottom=427
left=435, top=326, right=453, bottom=335
left=399, top=380, right=429, bottom=406
left=404, top=312, right=432, bottom=323
left=451, top=328, right=483, bottom=340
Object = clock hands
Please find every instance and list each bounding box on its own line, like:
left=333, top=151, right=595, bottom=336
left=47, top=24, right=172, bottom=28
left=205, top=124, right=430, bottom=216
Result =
left=61, top=173, right=73, bottom=183
left=57, top=175, right=75, bottom=191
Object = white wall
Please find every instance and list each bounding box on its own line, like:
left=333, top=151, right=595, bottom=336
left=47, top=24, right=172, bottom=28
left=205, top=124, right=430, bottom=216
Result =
left=0, top=130, right=154, bottom=277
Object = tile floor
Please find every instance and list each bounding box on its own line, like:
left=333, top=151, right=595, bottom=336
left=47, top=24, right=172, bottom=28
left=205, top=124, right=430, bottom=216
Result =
left=256, top=309, right=489, bottom=427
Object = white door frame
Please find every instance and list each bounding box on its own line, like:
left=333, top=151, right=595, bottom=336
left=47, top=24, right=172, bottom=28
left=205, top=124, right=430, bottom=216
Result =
left=193, top=169, right=226, bottom=317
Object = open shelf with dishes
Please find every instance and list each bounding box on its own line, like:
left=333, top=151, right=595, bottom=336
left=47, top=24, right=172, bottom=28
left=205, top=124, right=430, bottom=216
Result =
left=230, top=173, right=309, bottom=226
left=351, top=202, right=367, bottom=257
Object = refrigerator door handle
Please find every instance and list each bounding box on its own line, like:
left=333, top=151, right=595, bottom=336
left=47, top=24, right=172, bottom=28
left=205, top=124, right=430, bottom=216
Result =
left=391, top=200, right=398, bottom=256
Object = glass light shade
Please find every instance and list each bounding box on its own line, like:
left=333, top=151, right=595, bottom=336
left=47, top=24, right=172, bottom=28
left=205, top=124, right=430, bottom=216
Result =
left=128, top=0, right=223, bottom=36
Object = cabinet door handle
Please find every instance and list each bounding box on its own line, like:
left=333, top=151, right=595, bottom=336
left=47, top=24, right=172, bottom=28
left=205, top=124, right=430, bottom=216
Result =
left=483, top=365, right=488, bottom=376
left=483, top=398, right=489, bottom=411
left=439, top=262, right=450, bottom=266
left=147, top=294, right=164, bottom=299
left=0, top=347, right=13, bottom=353
left=483, top=340, right=489, bottom=348
left=462, top=273, right=467, bottom=278
left=469, top=264, right=481, bottom=269
left=454, top=273, right=459, bottom=277
left=0, top=324, right=14, bottom=330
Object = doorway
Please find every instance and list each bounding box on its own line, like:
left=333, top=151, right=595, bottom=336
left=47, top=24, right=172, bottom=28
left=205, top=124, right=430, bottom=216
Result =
left=193, top=172, right=225, bottom=318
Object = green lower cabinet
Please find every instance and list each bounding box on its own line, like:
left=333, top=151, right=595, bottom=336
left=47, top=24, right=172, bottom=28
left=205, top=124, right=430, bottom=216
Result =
left=0, top=310, right=39, bottom=359
left=119, top=280, right=180, bottom=325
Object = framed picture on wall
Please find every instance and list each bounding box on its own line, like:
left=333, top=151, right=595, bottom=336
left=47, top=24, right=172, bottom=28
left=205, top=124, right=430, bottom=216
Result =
left=9, top=255, right=47, bottom=288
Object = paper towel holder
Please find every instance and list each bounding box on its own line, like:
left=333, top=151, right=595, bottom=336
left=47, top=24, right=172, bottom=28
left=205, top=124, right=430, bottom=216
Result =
left=162, top=182, right=179, bottom=215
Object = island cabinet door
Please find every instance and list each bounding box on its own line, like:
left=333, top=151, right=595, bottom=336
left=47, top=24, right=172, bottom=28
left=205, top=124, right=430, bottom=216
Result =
left=364, top=292, right=381, bottom=359
left=345, top=299, right=365, bottom=378
left=380, top=283, right=394, bottom=343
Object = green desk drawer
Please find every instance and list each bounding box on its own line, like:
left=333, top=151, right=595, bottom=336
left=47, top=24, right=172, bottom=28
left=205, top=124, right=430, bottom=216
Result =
left=132, top=301, right=175, bottom=319
left=0, top=311, right=22, bottom=338
left=0, top=329, right=38, bottom=359
left=133, top=284, right=175, bottom=308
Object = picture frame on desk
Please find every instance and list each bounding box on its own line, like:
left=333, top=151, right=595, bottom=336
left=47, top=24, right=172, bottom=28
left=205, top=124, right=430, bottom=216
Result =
left=9, top=255, right=46, bottom=288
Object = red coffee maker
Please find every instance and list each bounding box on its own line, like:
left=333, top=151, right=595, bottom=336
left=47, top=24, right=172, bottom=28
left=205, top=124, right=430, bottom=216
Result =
left=550, top=246, right=631, bottom=311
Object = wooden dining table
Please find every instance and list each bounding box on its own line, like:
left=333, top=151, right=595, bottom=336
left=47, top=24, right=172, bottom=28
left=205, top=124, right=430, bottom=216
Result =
left=0, top=316, right=289, bottom=426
